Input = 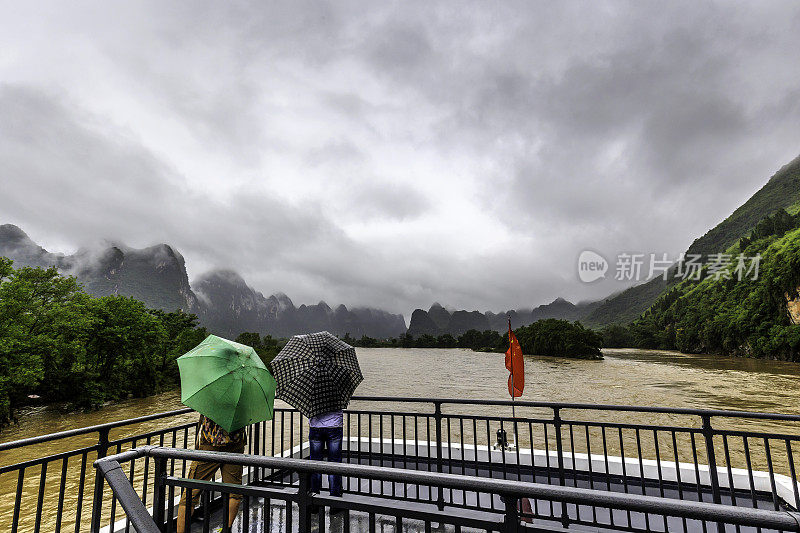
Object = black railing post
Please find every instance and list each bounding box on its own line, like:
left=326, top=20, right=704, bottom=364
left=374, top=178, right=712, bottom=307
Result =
left=434, top=401, right=445, bottom=510
left=298, top=471, right=313, bottom=532
left=253, top=422, right=261, bottom=482
left=702, top=415, right=725, bottom=533
left=89, top=427, right=111, bottom=533
left=502, top=495, right=519, bottom=533
left=701, top=416, right=722, bottom=504
left=152, top=456, right=167, bottom=531
left=553, top=408, right=570, bottom=527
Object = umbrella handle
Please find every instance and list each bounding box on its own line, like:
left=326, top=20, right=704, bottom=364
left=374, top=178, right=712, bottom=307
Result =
left=195, top=416, right=202, bottom=449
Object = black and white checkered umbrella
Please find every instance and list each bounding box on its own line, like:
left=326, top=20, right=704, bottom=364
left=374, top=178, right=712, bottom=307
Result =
left=269, top=331, right=363, bottom=419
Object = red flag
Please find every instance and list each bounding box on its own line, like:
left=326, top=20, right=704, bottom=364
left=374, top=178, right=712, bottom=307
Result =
left=505, top=320, right=524, bottom=398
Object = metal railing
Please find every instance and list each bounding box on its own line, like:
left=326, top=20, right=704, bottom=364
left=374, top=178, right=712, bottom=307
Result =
left=0, top=407, right=192, bottom=533
left=0, top=406, right=299, bottom=533
left=93, top=446, right=800, bottom=533
left=2, top=397, right=800, bottom=532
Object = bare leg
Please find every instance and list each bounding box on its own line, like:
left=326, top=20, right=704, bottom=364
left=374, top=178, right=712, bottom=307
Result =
left=176, top=497, right=190, bottom=533
left=228, top=499, right=242, bottom=528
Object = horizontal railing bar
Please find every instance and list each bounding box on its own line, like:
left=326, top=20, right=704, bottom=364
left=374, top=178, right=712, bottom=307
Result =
left=349, top=410, right=798, bottom=441
left=107, top=423, right=196, bottom=447
left=438, top=414, right=703, bottom=435
left=167, top=477, right=301, bottom=501
left=99, top=446, right=800, bottom=530
left=0, top=407, right=194, bottom=451
left=345, top=409, right=440, bottom=418
left=0, top=421, right=198, bottom=472
left=442, top=414, right=554, bottom=425
left=711, top=428, right=800, bottom=440
left=349, top=410, right=701, bottom=437
left=560, top=419, right=704, bottom=434
left=351, top=396, right=800, bottom=421
left=0, top=448, right=97, bottom=475
left=124, top=468, right=503, bottom=530
left=0, top=405, right=306, bottom=453
left=98, top=448, right=144, bottom=465
left=7, top=397, right=800, bottom=454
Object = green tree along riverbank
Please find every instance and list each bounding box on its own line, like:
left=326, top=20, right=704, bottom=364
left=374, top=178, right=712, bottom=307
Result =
left=0, top=257, right=209, bottom=425
left=599, top=210, right=800, bottom=360
left=345, top=319, right=603, bottom=360
left=0, top=257, right=293, bottom=427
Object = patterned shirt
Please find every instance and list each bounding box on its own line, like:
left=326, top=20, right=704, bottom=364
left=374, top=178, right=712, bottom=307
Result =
left=198, top=414, right=246, bottom=446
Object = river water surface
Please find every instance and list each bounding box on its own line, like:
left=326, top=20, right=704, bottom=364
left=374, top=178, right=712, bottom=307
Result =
left=5, top=347, right=800, bottom=445
left=2, top=348, right=800, bottom=531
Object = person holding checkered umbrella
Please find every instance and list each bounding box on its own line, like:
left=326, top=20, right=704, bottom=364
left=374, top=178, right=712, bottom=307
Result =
left=269, top=331, right=363, bottom=499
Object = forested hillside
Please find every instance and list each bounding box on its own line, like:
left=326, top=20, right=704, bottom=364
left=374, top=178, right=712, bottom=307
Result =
left=607, top=210, right=800, bottom=360
left=686, top=155, right=800, bottom=259
left=587, top=154, right=800, bottom=328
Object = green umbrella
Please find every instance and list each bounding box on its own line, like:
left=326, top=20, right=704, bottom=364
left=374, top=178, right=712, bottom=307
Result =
left=178, top=334, right=276, bottom=433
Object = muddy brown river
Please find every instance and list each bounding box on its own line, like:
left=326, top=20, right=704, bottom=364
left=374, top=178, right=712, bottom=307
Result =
left=2, top=347, right=800, bottom=531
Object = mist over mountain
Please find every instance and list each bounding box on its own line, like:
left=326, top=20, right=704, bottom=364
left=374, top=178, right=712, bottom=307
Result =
left=5, top=153, right=797, bottom=342
left=0, top=225, right=406, bottom=339
left=0, top=224, right=200, bottom=312
left=193, top=269, right=406, bottom=339
left=407, top=298, right=601, bottom=337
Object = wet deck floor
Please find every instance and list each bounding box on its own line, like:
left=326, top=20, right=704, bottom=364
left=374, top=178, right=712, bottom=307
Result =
left=179, top=452, right=788, bottom=533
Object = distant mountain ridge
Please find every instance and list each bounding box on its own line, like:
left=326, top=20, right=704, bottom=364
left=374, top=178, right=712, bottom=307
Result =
left=406, top=298, right=601, bottom=337
left=0, top=224, right=200, bottom=312
left=0, top=225, right=406, bottom=339
left=193, top=269, right=406, bottom=339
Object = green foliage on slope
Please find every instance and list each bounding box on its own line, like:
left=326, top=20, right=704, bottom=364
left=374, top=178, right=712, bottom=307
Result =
left=609, top=220, right=800, bottom=360
left=588, top=155, right=800, bottom=328
left=582, top=276, right=671, bottom=328
left=686, top=156, right=800, bottom=259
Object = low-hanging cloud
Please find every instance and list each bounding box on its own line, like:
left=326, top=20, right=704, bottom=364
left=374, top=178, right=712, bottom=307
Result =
left=1, top=1, right=799, bottom=317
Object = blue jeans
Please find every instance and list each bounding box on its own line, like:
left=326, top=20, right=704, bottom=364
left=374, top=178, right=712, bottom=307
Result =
left=309, top=426, right=343, bottom=496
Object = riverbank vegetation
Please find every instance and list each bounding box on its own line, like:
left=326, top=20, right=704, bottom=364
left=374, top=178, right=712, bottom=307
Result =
left=232, top=332, right=284, bottom=365
left=343, top=329, right=505, bottom=351
left=345, top=319, right=603, bottom=359
left=599, top=210, right=800, bottom=360
left=512, top=319, right=603, bottom=359
left=0, top=258, right=210, bottom=426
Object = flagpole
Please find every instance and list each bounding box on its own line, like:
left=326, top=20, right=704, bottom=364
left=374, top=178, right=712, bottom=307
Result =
left=508, top=316, right=516, bottom=446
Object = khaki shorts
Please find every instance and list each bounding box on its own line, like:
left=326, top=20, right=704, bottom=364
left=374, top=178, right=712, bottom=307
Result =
left=180, top=441, right=245, bottom=507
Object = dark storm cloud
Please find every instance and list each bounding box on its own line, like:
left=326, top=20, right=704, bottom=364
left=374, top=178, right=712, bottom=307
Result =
left=0, top=84, right=351, bottom=279
left=1, top=1, right=799, bottom=315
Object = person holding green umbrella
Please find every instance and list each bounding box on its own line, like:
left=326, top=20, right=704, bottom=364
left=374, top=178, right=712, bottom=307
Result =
left=175, top=335, right=276, bottom=533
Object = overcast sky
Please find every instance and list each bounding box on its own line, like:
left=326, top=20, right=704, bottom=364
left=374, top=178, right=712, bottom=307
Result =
left=1, top=1, right=799, bottom=317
